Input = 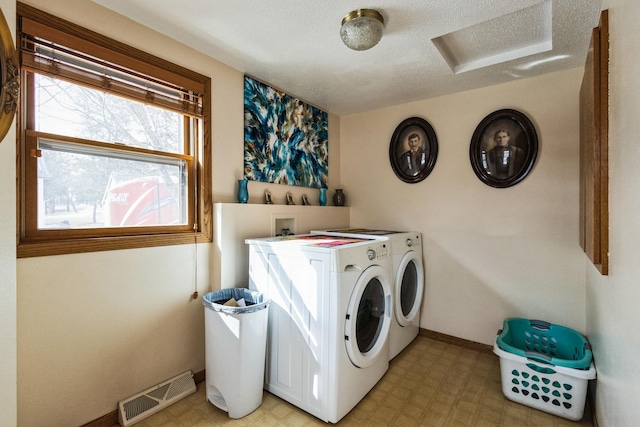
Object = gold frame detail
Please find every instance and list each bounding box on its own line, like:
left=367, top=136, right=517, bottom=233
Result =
left=0, top=8, right=18, bottom=142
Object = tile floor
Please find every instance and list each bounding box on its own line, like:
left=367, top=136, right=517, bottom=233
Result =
left=123, top=336, right=593, bottom=426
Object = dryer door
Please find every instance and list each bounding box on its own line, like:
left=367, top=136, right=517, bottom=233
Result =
left=394, top=250, right=424, bottom=327
left=344, top=265, right=392, bottom=368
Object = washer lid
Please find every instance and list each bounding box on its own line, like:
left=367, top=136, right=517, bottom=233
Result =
left=395, top=251, right=424, bottom=326
left=344, top=265, right=392, bottom=368
left=327, top=228, right=404, bottom=235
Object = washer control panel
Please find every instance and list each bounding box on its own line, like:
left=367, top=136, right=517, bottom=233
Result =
left=405, top=234, right=421, bottom=248
left=335, top=241, right=391, bottom=272
left=367, top=243, right=389, bottom=261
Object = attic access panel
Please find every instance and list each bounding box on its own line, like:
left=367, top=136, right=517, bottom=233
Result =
left=432, top=1, right=552, bottom=74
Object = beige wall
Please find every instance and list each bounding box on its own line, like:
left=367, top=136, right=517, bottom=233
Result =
left=0, top=0, right=17, bottom=424
left=587, top=0, right=640, bottom=425
left=341, top=68, right=587, bottom=345
left=18, top=246, right=211, bottom=426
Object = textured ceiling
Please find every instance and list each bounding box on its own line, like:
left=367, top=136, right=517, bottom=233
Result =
left=90, top=0, right=602, bottom=115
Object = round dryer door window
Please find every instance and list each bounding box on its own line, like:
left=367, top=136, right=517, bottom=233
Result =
left=345, top=265, right=391, bottom=368
left=395, top=251, right=424, bottom=326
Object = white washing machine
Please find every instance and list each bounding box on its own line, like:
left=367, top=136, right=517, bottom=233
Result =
left=311, top=229, right=424, bottom=360
left=246, top=234, right=392, bottom=423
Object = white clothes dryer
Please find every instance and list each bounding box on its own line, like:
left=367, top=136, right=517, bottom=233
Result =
left=311, top=229, right=425, bottom=360
left=246, top=234, right=393, bottom=423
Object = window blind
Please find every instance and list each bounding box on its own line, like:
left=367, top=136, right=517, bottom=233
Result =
left=20, top=17, right=203, bottom=118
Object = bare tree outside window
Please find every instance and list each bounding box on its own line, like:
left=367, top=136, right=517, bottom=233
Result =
left=35, top=75, right=186, bottom=229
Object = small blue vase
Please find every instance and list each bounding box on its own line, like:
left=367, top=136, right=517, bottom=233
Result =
left=319, top=188, right=327, bottom=206
left=237, top=179, right=248, bottom=203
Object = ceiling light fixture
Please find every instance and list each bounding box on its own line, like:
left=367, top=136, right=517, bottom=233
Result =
left=340, top=9, right=384, bottom=51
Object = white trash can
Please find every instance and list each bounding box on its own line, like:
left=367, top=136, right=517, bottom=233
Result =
left=203, top=288, right=270, bottom=418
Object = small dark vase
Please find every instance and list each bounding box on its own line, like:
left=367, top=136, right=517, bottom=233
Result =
left=333, top=189, right=345, bottom=206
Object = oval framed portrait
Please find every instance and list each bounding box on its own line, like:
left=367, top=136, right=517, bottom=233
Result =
left=389, top=117, right=438, bottom=184
left=469, top=109, right=538, bottom=188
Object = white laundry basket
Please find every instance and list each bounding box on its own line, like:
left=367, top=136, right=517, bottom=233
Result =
left=493, top=318, right=596, bottom=421
left=494, top=343, right=595, bottom=420
left=203, top=288, right=270, bottom=418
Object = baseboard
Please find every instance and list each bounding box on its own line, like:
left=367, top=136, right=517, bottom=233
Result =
left=193, top=369, right=205, bottom=385
left=81, top=369, right=206, bottom=427
left=419, top=328, right=494, bottom=354
left=80, top=410, right=119, bottom=427
left=589, top=378, right=598, bottom=427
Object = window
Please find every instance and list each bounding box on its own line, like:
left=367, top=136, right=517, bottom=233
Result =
left=17, top=3, right=212, bottom=257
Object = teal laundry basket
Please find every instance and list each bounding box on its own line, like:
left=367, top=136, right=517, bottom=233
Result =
left=494, top=318, right=596, bottom=421
left=496, top=318, right=592, bottom=369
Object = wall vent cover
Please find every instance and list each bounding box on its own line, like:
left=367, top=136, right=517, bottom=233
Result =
left=118, top=370, right=196, bottom=426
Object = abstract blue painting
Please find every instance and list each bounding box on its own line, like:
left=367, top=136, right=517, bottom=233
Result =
left=244, top=76, right=328, bottom=188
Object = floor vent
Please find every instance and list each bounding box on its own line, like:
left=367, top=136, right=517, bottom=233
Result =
left=118, top=370, right=196, bottom=427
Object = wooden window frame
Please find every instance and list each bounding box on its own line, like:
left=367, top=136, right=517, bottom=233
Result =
left=16, top=3, right=212, bottom=258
